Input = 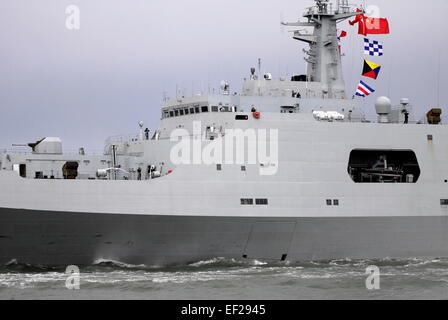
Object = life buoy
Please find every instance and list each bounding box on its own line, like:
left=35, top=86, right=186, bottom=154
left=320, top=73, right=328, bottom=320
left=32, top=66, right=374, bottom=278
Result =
left=253, top=111, right=261, bottom=119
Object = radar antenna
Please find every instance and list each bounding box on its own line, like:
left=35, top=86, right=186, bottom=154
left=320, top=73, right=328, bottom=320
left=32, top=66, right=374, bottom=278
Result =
left=282, top=0, right=363, bottom=99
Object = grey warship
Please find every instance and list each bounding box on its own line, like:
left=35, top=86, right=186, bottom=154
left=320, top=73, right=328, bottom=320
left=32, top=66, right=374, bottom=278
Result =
left=1, top=0, right=447, bottom=266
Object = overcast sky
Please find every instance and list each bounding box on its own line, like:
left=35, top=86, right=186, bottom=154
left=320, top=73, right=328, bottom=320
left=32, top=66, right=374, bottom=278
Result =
left=0, top=0, right=446, bottom=151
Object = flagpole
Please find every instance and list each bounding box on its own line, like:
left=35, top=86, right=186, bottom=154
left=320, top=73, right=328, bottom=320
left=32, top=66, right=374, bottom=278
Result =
left=387, top=54, right=393, bottom=98
left=437, top=48, right=441, bottom=108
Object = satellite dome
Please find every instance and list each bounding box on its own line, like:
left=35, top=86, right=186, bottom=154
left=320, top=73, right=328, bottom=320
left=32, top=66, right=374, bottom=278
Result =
left=375, top=96, right=392, bottom=115
left=400, top=98, right=410, bottom=105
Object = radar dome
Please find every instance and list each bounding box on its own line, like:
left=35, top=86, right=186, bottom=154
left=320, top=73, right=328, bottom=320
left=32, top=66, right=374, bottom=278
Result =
left=375, top=96, right=392, bottom=115
left=400, top=98, right=410, bottom=106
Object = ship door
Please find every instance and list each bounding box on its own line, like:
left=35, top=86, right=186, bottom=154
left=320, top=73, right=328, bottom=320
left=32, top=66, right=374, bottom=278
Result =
left=19, top=164, right=26, bottom=178
left=243, top=221, right=296, bottom=261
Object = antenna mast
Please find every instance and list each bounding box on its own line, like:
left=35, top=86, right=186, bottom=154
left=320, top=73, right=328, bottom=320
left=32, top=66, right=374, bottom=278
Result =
left=282, top=0, right=362, bottom=99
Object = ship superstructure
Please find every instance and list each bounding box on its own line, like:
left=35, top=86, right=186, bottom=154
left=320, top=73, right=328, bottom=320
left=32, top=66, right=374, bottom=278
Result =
left=0, top=0, right=447, bottom=266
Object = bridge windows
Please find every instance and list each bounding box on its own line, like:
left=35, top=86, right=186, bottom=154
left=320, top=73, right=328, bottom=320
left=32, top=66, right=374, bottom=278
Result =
left=163, top=104, right=239, bottom=118
left=163, top=104, right=240, bottom=118
left=348, top=149, right=420, bottom=183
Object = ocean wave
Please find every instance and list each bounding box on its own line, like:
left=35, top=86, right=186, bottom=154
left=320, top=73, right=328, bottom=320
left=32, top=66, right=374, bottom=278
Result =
left=2, top=257, right=448, bottom=274
left=92, top=258, right=148, bottom=270
left=0, top=259, right=58, bottom=273
left=187, top=257, right=268, bottom=268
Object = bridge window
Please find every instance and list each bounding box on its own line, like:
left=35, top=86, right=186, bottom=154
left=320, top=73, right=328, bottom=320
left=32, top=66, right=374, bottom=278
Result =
left=201, top=106, right=209, bottom=113
left=195, top=106, right=200, bottom=113
left=211, top=106, right=219, bottom=112
left=169, top=111, right=174, bottom=117
left=348, top=150, right=420, bottom=183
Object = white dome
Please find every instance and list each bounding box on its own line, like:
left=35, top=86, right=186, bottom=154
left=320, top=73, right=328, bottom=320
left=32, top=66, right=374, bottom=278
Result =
left=400, top=98, right=410, bottom=105
left=375, top=96, right=392, bottom=115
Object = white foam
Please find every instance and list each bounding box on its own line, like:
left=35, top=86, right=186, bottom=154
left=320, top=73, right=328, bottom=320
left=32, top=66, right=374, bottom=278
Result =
left=93, top=258, right=147, bottom=269
left=5, top=259, right=18, bottom=266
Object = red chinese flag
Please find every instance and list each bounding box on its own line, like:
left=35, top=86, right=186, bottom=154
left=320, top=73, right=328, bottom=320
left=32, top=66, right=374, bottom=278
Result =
left=349, top=9, right=390, bottom=36
left=363, top=17, right=390, bottom=35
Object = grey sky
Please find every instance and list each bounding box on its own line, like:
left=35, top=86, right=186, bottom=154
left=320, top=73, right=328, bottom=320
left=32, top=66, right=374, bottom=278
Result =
left=0, top=0, right=446, bottom=151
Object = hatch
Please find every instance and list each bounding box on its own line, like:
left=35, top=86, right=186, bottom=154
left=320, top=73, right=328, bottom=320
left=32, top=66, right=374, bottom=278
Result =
left=243, top=221, right=296, bottom=261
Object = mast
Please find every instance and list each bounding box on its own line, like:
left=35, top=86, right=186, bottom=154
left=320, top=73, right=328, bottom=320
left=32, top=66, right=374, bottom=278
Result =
left=282, top=0, right=362, bottom=99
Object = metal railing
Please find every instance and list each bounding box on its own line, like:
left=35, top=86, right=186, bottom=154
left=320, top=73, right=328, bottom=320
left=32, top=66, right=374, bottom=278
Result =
left=104, top=133, right=139, bottom=145
left=0, top=147, right=105, bottom=156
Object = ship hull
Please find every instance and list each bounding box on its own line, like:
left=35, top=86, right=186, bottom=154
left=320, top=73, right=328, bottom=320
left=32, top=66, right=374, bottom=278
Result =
left=1, top=207, right=448, bottom=266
